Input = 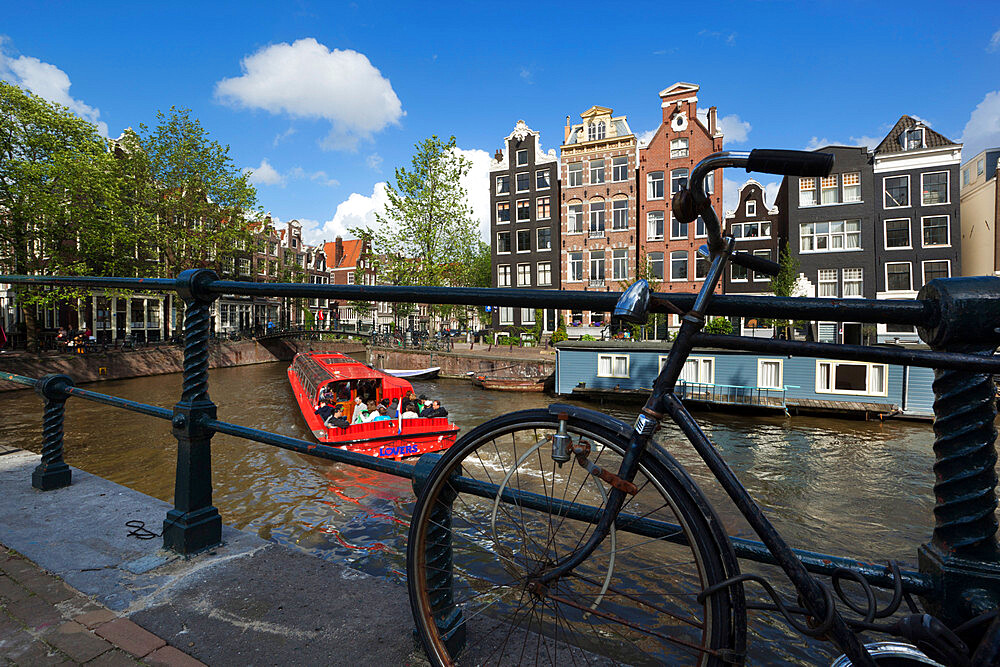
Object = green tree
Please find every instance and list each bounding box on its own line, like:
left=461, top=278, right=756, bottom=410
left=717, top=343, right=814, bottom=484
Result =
left=766, top=244, right=803, bottom=336
left=619, top=253, right=665, bottom=341
left=704, top=317, right=734, bottom=335
left=135, top=107, right=261, bottom=278
left=351, top=135, right=479, bottom=288
left=0, top=82, right=142, bottom=349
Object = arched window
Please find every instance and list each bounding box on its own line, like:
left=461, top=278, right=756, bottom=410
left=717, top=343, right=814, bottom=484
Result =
left=596, top=121, right=606, bottom=140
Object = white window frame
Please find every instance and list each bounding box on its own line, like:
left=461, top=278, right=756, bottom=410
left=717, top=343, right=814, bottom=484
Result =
left=496, top=201, right=510, bottom=224
left=669, top=250, right=688, bottom=282
left=883, top=175, right=910, bottom=209
left=597, top=354, right=630, bottom=378
left=499, top=307, right=513, bottom=325
left=842, top=268, right=863, bottom=297
left=921, top=215, right=950, bottom=248
left=496, top=175, right=510, bottom=194
left=517, top=263, right=531, bottom=286
left=536, top=170, right=551, bottom=190
left=536, top=227, right=551, bottom=251
left=799, top=177, right=817, bottom=207
left=497, top=264, right=511, bottom=287
left=590, top=159, right=605, bottom=184
left=589, top=250, right=606, bottom=282
left=903, top=128, right=925, bottom=150
left=746, top=200, right=756, bottom=216
left=647, top=171, right=664, bottom=200
left=589, top=200, right=606, bottom=234
left=521, top=307, right=535, bottom=324
left=515, top=172, right=530, bottom=193
left=883, top=218, right=911, bottom=250
left=516, top=199, right=530, bottom=222
left=885, top=262, right=913, bottom=292
left=921, top=171, right=950, bottom=206
left=612, top=199, right=628, bottom=230
left=815, top=360, right=889, bottom=396
left=536, top=261, right=552, bottom=286
left=648, top=252, right=664, bottom=280
left=752, top=249, right=771, bottom=282
left=567, top=203, right=584, bottom=233
left=647, top=211, right=664, bottom=241
left=516, top=149, right=528, bottom=166
left=516, top=229, right=531, bottom=254
left=611, top=156, right=628, bottom=182
left=818, top=268, right=838, bottom=297
left=567, top=162, right=583, bottom=187
left=922, top=259, right=951, bottom=285
left=731, top=261, right=748, bottom=282
left=820, top=174, right=840, bottom=205
left=670, top=214, right=688, bottom=240
left=670, top=168, right=688, bottom=194
left=568, top=253, right=583, bottom=282
left=497, top=231, right=511, bottom=254
left=612, top=249, right=628, bottom=281
left=669, top=356, right=715, bottom=385
left=757, top=359, right=783, bottom=390
left=842, top=171, right=862, bottom=203
left=670, top=138, right=689, bottom=158
left=536, top=196, right=551, bottom=220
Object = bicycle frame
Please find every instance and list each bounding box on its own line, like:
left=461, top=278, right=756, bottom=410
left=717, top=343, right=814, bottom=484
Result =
left=537, top=151, right=879, bottom=666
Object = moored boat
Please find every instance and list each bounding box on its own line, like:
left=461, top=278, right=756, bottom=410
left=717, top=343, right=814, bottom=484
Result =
left=473, top=373, right=553, bottom=392
left=287, top=352, right=459, bottom=459
left=382, top=366, right=441, bottom=380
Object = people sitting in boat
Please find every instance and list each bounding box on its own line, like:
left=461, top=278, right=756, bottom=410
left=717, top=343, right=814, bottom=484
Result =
left=382, top=398, right=399, bottom=419
left=421, top=400, right=449, bottom=419
left=401, top=402, right=420, bottom=419
left=336, top=382, right=351, bottom=401
left=351, top=399, right=369, bottom=425
left=319, top=386, right=335, bottom=403
left=326, top=405, right=351, bottom=429
left=362, top=400, right=382, bottom=423
left=370, top=404, right=390, bottom=422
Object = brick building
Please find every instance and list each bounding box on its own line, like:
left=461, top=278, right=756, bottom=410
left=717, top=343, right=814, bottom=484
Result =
left=559, top=106, right=636, bottom=337
left=638, top=83, right=723, bottom=330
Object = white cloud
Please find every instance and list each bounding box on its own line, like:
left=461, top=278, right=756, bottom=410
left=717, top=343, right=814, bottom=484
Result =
left=519, top=66, right=533, bottom=84
left=988, top=29, right=1000, bottom=52
left=804, top=136, right=834, bottom=151
left=288, top=166, right=339, bottom=187
left=455, top=147, right=493, bottom=242
left=215, top=38, right=404, bottom=151
left=273, top=126, right=296, bottom=146
left=961, top=90, right=1000, bottom=160
left=849, top=135, right=882, bottom=150
left=637, top=127, right=657, bottom=148
left=718, top=114, right=751, bottom=143
left=247, top=158, right=284, bottom=186
left=0, top=45, right=108, bottom=136
left=366, top=153, right=383, bottom=172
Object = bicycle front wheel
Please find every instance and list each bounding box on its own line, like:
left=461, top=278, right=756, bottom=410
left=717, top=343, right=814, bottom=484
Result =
left=407, top=408, right=742, bottom=666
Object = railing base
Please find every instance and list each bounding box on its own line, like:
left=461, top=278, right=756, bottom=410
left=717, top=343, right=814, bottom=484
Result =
left=918, top=543, right=1000, bottom=626
left=162, top=506, right=223, bottom=556
left=31, top=461, right=71, bottom=491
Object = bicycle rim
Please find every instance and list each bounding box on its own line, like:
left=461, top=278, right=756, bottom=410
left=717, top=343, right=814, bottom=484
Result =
left=407, top=409, right=738, bottom=666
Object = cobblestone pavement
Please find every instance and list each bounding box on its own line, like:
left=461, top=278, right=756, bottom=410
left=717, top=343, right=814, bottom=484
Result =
left=0, top=547, right=204, bottom=666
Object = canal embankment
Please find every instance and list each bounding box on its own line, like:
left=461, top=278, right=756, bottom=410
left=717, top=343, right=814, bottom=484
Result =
left=0, top=448, right=418, bottom=665
left=0, top=339, right=366, bottom=392
left=369, top=344, right=554, bottom=380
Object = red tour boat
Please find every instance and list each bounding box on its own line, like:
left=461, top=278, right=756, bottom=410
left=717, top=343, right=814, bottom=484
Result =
left=287, top=352, right=459, bottom=459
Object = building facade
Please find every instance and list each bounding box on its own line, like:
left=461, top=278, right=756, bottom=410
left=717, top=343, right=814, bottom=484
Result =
left=781, top=145, right=876, bottom=345
left=722, top=180, right=785, bottom=336
left=872, top=116, right=962, bottom=343
left=559, top=106, right=636, bottom=337
left=638, top=83, right=724, bottom=320
left=959, top=148, right=1000, bottom=277
left=489, top=120, right=561, bottom=333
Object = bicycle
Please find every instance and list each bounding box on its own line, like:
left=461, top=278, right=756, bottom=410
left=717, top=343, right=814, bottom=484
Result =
left=406, top=149, right=1000, bottom=666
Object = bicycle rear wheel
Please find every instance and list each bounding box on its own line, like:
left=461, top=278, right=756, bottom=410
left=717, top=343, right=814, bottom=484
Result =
left=407, top=408, right=743, bottom=666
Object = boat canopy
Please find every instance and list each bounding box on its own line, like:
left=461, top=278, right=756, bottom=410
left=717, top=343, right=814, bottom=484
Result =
left=290, top=353, right=412, bottom=403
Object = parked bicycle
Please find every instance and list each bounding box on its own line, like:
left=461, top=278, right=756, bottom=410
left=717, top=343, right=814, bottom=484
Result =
left=406, top=150, right=1000, bottom=665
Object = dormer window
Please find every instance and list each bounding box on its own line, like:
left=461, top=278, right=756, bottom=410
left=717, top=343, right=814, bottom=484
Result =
left=587, top=121, right=606, bottom=141
left=902, top=127, right=925, bottom=151
left=746, top=200, right=756, bottom=217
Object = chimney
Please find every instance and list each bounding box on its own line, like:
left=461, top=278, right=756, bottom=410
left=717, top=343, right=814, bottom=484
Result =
left=335, top=236, right=344, bottom=264
left=494, top=149, right=503, bottom=161
left=564, top=115, right=571, bottom=142
left=709, top=106, right=718, bottom=136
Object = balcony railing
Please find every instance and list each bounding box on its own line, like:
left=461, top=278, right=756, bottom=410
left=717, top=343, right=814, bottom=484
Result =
left=588, top=278, right=606, bottom=288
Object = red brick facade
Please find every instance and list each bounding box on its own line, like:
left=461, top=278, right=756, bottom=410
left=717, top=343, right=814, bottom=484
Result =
left=638, top=83, right=724, bottom=313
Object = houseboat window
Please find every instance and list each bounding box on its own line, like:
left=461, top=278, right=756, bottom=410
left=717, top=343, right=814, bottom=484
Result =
left=598, top=354, right=629, bottom=378
left=816, top=361, right=888, bottom=396
left=671, top=356, right=714, bottom=385
left=757, top=359, right=783, bottom=390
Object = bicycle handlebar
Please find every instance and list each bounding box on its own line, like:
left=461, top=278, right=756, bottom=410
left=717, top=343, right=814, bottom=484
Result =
left=675, top=149, right=835, bottom=260
left=731, top=250, right=782, bottom=277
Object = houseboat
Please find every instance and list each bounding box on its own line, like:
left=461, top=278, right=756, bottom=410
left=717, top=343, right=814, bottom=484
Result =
left=555, top=340, right=936, bottom=420
left=288, top=352, right=459, bottom=458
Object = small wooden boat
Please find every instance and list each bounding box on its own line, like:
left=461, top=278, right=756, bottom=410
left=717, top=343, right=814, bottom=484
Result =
left=473, top=374, right=552, bottom=392
left=382, top=366, right=440, bottom=380
left=288, top=353, right=458, bottom=459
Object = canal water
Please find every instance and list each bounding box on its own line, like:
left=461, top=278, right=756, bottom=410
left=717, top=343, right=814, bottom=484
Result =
left=0, top=361, right=943, bottom=663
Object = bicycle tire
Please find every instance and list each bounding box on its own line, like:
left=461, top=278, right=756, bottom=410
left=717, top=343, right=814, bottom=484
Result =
left=407, top=408, right=744, bottom=666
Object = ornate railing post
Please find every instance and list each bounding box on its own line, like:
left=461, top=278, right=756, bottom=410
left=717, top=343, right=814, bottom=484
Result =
left=163, top=269, right=223, bottom=555
left=412, top=453, right=466, bottom=656
left=32, top=373, right=74, bottom=491
left=917, top=276, right=1000, bottom=625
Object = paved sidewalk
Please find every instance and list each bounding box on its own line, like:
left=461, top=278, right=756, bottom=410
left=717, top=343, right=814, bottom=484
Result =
left=0, top=546, right=204, bottom=666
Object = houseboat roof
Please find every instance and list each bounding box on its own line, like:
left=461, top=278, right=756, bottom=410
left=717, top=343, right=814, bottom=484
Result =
left=554, top=339, right=933, bottom=353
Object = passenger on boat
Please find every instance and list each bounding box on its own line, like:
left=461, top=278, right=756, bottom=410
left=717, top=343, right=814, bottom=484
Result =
left=326, top=406, right=350, bottom=429
left=401, top=403, right=420, bottom=419
left=370, top=404, right=390, bottom=422
left=421, top=400, right=449, bottom=419
left=351, top=400, right=369, bottom=425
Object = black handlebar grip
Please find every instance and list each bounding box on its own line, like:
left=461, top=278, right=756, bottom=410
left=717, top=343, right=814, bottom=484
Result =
left=731, top=251, right=781, bottom=278
left=746, top=149, right=834, bottom=177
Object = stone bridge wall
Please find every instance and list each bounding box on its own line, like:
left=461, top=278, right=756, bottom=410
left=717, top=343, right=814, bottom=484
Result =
left=368, top=347, right=554, bottom=380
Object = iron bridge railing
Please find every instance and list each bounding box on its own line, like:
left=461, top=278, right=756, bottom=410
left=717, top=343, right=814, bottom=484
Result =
left=3, top=269, right=1000, bottom=624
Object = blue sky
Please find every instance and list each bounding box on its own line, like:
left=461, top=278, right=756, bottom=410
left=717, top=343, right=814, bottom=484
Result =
left=3, top=1, right=999, bottom=245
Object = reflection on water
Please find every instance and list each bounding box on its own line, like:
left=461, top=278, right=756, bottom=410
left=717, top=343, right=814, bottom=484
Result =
left=0, top=361, right=946, bottom=663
